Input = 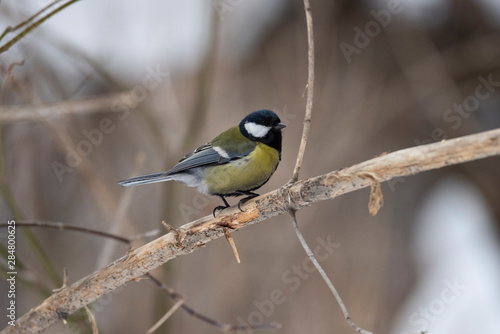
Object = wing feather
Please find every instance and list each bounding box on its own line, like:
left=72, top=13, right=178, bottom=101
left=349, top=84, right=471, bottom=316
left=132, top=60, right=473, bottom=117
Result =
left=165, top=144, right=229, bottom=175
left=118, top=129, right=256, bottom=187
left=165, top=140, right=256, bottom=175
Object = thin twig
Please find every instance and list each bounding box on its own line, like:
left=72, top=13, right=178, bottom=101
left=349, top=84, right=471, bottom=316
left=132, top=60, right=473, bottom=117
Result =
left=0, top=0, right=64, bottom=42
left=0, top=0, right=82, bottom=54
left=146, top=299, right=184, bottom=334
left=288, top=209, right=372, bottom=334
left=0, top=92, right=131, bottom=123
left=52, top=268, right=69, bottom=292
left=289, top=0, right=314, bottom=183
left=288, top=1, right=368, bottom=332
left=146, top=274, right=279, bottom=332
left=1, top=221, right=132, bottom=244
left=3, top=128, right=500, bottom=334
left=0, top=187, right=63, bottom=288
left=83, top=306, right=99, bottom=334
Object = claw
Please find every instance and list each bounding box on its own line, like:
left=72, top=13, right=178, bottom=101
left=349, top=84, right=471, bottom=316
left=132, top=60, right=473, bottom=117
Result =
left=214, top=195, right=231, bottom=217
left=213, top=205, right=227, bottom=217
left=237, top=201, right=244, bottom=212
left=237, top=193, right=259, bottom=212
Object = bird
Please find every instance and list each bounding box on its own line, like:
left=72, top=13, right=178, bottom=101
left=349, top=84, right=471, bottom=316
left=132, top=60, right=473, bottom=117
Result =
left=118, top=109, right=286, bottom=217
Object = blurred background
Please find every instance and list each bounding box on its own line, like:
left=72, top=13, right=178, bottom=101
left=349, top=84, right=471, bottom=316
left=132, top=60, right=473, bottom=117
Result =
left=1, top=0, right=500, bottom=333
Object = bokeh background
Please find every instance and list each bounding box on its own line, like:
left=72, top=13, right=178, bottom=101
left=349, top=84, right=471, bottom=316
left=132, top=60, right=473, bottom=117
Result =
left=1, top=0, right=500, bottom=333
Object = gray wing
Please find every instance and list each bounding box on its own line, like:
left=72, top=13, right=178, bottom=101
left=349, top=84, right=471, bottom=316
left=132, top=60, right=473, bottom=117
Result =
left=165, top=144, right=232, bottom=175
left=118, top=143, right=254, bottom=187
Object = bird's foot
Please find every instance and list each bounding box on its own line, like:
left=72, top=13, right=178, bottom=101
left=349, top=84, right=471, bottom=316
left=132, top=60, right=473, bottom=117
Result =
left=214, top=195, right=231, bottom=217
left=213, top=205, right=228, bottom=218
left=237, top=193, right=259, bottom=212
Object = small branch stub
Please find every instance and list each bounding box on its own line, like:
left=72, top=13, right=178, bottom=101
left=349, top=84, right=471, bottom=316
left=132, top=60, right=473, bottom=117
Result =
left=361, top=172, right=384, bottom=216
left=223, top=227, right=241, bottom=263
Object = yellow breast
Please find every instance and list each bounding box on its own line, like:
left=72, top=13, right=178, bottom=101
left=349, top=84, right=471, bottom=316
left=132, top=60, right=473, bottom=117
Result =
left=204, top=142, right=280, bottom=195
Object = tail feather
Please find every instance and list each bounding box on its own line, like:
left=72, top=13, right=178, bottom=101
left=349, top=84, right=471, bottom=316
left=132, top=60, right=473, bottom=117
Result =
left=117, top=172, right=173, bottom=187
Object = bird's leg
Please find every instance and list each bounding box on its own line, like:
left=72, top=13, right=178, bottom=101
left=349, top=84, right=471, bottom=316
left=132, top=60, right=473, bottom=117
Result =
left=237, top=191, right=259, bottom=212
left=213, top=195, right=231, bottom=217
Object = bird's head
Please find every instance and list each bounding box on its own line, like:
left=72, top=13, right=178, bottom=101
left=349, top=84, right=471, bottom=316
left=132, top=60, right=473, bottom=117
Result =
left=239, top=109, right=286, bottom=153
left=240, top=109, right=286, bottom=140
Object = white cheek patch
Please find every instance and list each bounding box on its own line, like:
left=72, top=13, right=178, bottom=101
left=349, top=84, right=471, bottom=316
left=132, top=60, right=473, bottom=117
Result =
left=244, top=122, right=271, bottom=138
left=213, top=146, right=230, bottom=159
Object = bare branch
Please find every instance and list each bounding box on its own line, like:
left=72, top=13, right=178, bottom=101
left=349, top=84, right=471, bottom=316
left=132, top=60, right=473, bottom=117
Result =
left=1, top=221, right=133, bottom=244
left=0, top=0, right=64, bottom=42
left=53, top=268, right=69, bottom=292
left=146, top=274, right=279, bottom=332
left=290, top=0, right=314, bottom=183
left=0, top=92, right=129, bottom=124
left=3, top=128, right=500, bottom=334
left=289, top=209, right=371, bottom=334
left=83, top=306, right=98, bottom=334
left=146, top=299, right=184, bottom=334
left=0, top=0, right=82, bottom=54
left=287, top=3, right=370, bottom=332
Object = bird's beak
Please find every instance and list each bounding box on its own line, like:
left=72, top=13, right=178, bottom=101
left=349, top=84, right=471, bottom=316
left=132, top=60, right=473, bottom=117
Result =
left=274, top=122, right=286, bottom=130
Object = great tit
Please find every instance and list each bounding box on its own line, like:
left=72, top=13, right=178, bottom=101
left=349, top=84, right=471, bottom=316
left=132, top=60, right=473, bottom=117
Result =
left=118, top=109, right=286, bottom=216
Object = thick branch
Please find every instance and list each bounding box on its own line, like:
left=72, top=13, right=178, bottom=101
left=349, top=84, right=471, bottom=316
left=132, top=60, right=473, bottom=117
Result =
left=4, top=128, right=500, bottom=334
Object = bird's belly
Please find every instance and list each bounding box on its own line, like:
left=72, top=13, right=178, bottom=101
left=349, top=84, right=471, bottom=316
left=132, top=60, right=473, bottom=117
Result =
left=203, top=143, right=280, bottom=195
